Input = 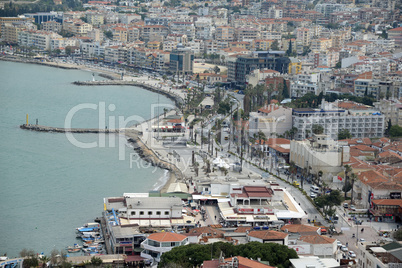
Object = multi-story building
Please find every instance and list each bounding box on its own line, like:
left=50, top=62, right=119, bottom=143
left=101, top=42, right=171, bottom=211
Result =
left=144, top=16, right=173, bottom=27
left=374, top=99, right=402, bottom=126
left=315, top=3, right=345, bottom=17
left=310, top=38, right=331, bottom=53
left=260, top=31, right=281, bottom=41
left=292, top=101, right=385, bottom=140
left=112, top=27, right=127, bottom=42
left=24, top=11, right=62, bottom=24
left=18, top=30, right=62, bottom=50
left=127, top=26, right=141, bottom=42
left=288, top=57, right=302, bottom=74
left=290, top=134, right=350, bottom=179
left=215, top=26, right=235, bottom=42
left=141, top=25, right=168, bottom=43
left=227, top=51, right=290, bottom=83
left=388, top=27, right=402, bottom=48
left=291, top=73, right=320, bottom=97
left=169, top=21, right=195, bottom=40
left=252, top=39, right=273, bottom=51
left=169, top=47, right=194, bottom=77
left=63, top=19, right=93, bottom=36
left=42, top=20, right=62, bottom=33
left=354, top=79, right=380, bottom=99
left=296, top=27, right=310, bottom=47
left=235, top=27, right=259, bottom=41
left=85, top=11, right=104, bottom=27
left=2, top=22, right=35, bottom=44
left=249, top=103, right=292, bottom=138
left=0, top=17, right=34, bottom=38
left=141, top=233, right=188, bottom=263
left=86, top=28, right=103, bottom=42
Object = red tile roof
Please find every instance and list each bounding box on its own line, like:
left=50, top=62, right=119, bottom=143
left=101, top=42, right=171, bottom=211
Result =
left=299, top=234, right=336, bottom=244
left=147, top=232, right=187, bottom=242
left=248, top=230, right=288, bottom=240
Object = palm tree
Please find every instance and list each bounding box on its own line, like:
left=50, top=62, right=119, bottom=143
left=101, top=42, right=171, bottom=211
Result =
left=343, top=164, right=352, bottom=200
left=350, top=173, right=358, bottom=205
left=289, top=161, right=297, bottom=182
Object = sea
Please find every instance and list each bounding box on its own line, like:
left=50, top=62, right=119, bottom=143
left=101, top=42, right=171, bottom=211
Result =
left=0, top=61, right=173, bottom=258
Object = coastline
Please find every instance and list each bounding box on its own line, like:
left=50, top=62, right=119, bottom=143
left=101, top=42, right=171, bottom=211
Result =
left=3, top=55, right=185, bottom=193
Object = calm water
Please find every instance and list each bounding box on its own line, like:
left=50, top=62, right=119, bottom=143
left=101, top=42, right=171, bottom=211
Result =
left=0, top=61, right=173, bottom=257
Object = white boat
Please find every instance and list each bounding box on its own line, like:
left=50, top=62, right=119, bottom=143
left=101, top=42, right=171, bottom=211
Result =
left=66, top=244, right=82, bottom=249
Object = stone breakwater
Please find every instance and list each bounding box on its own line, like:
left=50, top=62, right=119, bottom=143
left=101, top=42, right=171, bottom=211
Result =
left=19, top=124, right=183, bottom=188
left=20, top=124, right=119, bottom=133
left=73, top=80, right=184, bottom=107
left=124, top=130, right=183, bottom=184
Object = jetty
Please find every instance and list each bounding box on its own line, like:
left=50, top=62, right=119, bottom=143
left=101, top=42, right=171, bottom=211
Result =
left=20, top=124, right=119, bottom=133
left=73, top=80, right=184, bottom=107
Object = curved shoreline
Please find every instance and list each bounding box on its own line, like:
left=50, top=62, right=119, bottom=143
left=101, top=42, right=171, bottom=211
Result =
left=5, top=55, right=184, bottom=192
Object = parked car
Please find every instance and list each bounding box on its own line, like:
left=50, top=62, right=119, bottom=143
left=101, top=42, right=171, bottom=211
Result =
left=292, top=181, right=300, bottom=187
left=348, top=251, right=356, bottom=258
left=310, top=192, right=317, bottom=198
left=343, top=203, right=349, bottom=208
left=359, top=238, right=365, bottom=242
left=337, top=241, right=342, bottom=247
left=340, top=246, right=348, bottom=252
left=350, top=205, right=356, bottom=211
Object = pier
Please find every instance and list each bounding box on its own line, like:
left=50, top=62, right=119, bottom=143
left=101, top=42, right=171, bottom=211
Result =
left=73, top=80, right=184, bottom=107
left=20, top=124, right=119, bottom=133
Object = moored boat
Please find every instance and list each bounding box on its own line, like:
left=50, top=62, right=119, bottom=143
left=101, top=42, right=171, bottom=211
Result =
left=67, top=248, right=81, bottom=253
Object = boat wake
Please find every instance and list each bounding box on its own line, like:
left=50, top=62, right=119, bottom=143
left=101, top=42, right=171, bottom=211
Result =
left=152, top=170, right=170, bottom=191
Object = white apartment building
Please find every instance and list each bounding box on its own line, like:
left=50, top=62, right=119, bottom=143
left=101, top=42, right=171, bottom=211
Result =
left=374, top=99, right=402, bottom=126
left=260, top=31, right=281, bottom=41
left=291, top=73, right=321, bottom=98
left=354, top=79, right=380, bottom=99
left=292, top=101, right=385, bottom=140
left=290, top=134, right=350, bottom=178
left=169, top=22, right=195, bottom=40
left=249, top=104, right=293, bottom=138
left=18, top=30, right=62, bottom=50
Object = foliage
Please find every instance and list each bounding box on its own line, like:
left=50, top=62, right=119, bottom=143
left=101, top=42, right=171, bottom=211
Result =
left=338, top=129, right=352, bottom=140
left=23, top=256, right=39, bottom=268
left=314, top=190, right=342, bottom=217
left=159, top=242, right=298, bottom=268
left=394, top=228, right=402, bottom=241
left=312, top=124, right=324, bottom=135
left=217, top=99, right=231, bottom=115
left=213, top=65, right=220, bottom=74
left=91, top=256, right=103, bottom=266
left=390, top=125, right=402, bottom=137
left=380, top=30, right=388, bottom=39
left=322, top=93, right=375, bottom=106
left=325, top=23, right=340, bottom=29
left=335, top=61, right=341, bottom=69
left=104, top=30, right=113, bottom=40
left=271, top=40, right=279, bottom=50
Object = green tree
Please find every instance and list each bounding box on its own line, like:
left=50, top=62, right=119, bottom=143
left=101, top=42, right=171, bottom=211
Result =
left=271, top=40, right=279, bottom=50
left=394, top=228, right=402, bottom=241
left=338, top=129, right=352, bottom=140
left=91, top=256, right=103, bottom=266
left=104, top=30, right=113, bottom=40
left=213, top=65, right=220, bottom=74
left=315, top=190, right=342, bottom=217
left=312, top=124, right=324, bottom=134
left=389, top=125, right=402, bottom=137
left=335, top=61, right=341, bottom=69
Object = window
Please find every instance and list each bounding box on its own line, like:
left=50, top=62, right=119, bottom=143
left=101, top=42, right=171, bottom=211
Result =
left=156, top=211, right=161, bottom=215
left=165, top=211, right=169, bottom=215
left=131, top=211, right=136, bottom=215
left=140, top=211, right=144, bottom=215
left=148, top=211, right=153, bottom=215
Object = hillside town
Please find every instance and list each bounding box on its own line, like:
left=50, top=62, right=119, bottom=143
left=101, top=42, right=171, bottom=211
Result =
left=1, top=0, right=402, bottom=267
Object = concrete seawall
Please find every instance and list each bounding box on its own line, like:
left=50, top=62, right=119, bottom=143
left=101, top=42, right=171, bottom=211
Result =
left=124, top=130, right=183, bottom=185
left=20, top=124, right=119, bottom=133
left=20, top=124, right=183, bottom=187
left=73, top=80, right=184, bottom=107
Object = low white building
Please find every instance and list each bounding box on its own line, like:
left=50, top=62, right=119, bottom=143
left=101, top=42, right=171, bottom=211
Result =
left=247, top=230, right=289, bottom=245
left=290, top=256, right=339, bottom=268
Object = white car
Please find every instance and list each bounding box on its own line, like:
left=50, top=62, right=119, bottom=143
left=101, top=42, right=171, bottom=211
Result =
left=310, top=192, right=317, bottom=198
left=348, top=251, right=356, bottom=258
left=340, top=246, right=348, bottom=252
left=337, top=241, right=342, bottom=247
left=359, top=238, right=365, bottom=242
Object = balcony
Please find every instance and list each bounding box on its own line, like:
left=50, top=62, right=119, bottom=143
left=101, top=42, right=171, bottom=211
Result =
left=141, top=242, right=173, bottom=254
